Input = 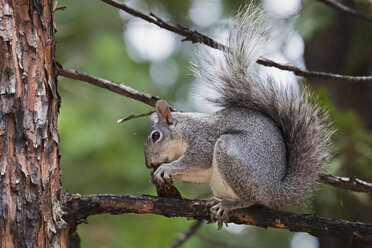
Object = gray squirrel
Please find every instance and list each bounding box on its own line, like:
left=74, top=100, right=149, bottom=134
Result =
left=144, top=5, right=332, bottom=229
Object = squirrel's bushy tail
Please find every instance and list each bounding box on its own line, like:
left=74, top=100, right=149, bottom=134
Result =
left=196, top=5, right=333, bottom=208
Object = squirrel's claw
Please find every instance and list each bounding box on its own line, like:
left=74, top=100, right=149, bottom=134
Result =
left=154, top=169, right=164, bottom=185
left=209, top=198, right=231, bottom=230
left=154, top=166, right=172, bottom=185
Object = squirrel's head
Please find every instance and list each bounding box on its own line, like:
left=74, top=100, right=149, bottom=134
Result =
left=144, top=100, right=187, bottom=168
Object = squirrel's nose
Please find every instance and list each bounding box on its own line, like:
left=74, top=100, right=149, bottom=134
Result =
left=145, top=157, right=153, bottom=168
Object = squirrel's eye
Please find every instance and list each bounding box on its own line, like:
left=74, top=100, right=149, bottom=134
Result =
left=151, top=131, right=161, bottom=142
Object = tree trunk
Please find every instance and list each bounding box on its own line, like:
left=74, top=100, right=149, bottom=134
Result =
left=0, top=0, right=68, bottom=247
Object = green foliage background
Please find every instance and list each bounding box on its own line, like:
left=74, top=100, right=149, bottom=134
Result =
left=55, top=0, right=372, bottom=247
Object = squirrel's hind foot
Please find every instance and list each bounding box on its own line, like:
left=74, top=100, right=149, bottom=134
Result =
left=209, top=198, right=247, bottom=230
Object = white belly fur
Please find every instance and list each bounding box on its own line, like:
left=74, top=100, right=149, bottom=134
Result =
left=210, top=156, right=239, bottom=200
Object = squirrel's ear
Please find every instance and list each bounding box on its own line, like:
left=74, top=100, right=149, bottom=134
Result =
left=156, top=100, right=173, bottom=125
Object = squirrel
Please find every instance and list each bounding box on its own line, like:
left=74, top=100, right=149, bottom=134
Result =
left=144, top=5, right=332, bottom=229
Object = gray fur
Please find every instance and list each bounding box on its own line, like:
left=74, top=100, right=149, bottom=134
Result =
left=193, top=6, right=333, bottom=208
left=144, top=5, right=333, bottom=223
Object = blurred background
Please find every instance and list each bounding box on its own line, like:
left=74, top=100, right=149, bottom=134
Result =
left=54, top=0, right=372, bottom=247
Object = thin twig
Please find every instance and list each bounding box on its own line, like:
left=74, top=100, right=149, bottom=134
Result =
left=63, top=193, right=372, bottom=245
left=101, top=0, right=224, bottom=50
left=318, top=173, right=372, bottom=193
left=55, top=6, right=67, bottom=11
left=257, top=57, right=372, bottom=82
left=117, top=111, right=154, bottom=123
left=58, top=67, right=159, bottom=107
left=317, top=0, right=372, bottom=23
left=57, top=67, right=179, bottom=111
left=101, top=0, right=372, bottom=82
left=197, top=233, right=252, bottom=248
left=53, top=1, right=66, bottom=12
left=167, top=221, right=203, bottom=248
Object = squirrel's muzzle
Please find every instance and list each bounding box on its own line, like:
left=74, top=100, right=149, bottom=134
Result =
left=145, top=157, right=153, bottom=168
left=145, top=156, right=163, bottom=169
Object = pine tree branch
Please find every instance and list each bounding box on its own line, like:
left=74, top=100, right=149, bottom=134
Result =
left=101, top=0, right=372, bottom=83
left=167, top=221, right=203, bottom=248
left=58, top=67, right=160, bottom=107
left=316, top=0, right=372, bottom=23
left=318, top=173, right=372, bottom=193
left=63, top=193, right=372, bottom=245
left=256, top=57, right=372, bottom=82
left=57, top=67, right=178, bottom=112
left=101, top=0, right=224, bottom=50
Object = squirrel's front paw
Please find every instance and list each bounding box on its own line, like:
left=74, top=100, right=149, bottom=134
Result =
left=154, top=166, right=172, bottom=185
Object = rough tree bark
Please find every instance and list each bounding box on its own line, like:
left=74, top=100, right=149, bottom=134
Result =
left=0, top=0, right=68, bottom=247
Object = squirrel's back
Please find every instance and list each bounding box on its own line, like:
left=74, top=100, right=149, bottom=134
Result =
left=195, top=5, right=333, bottom=208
